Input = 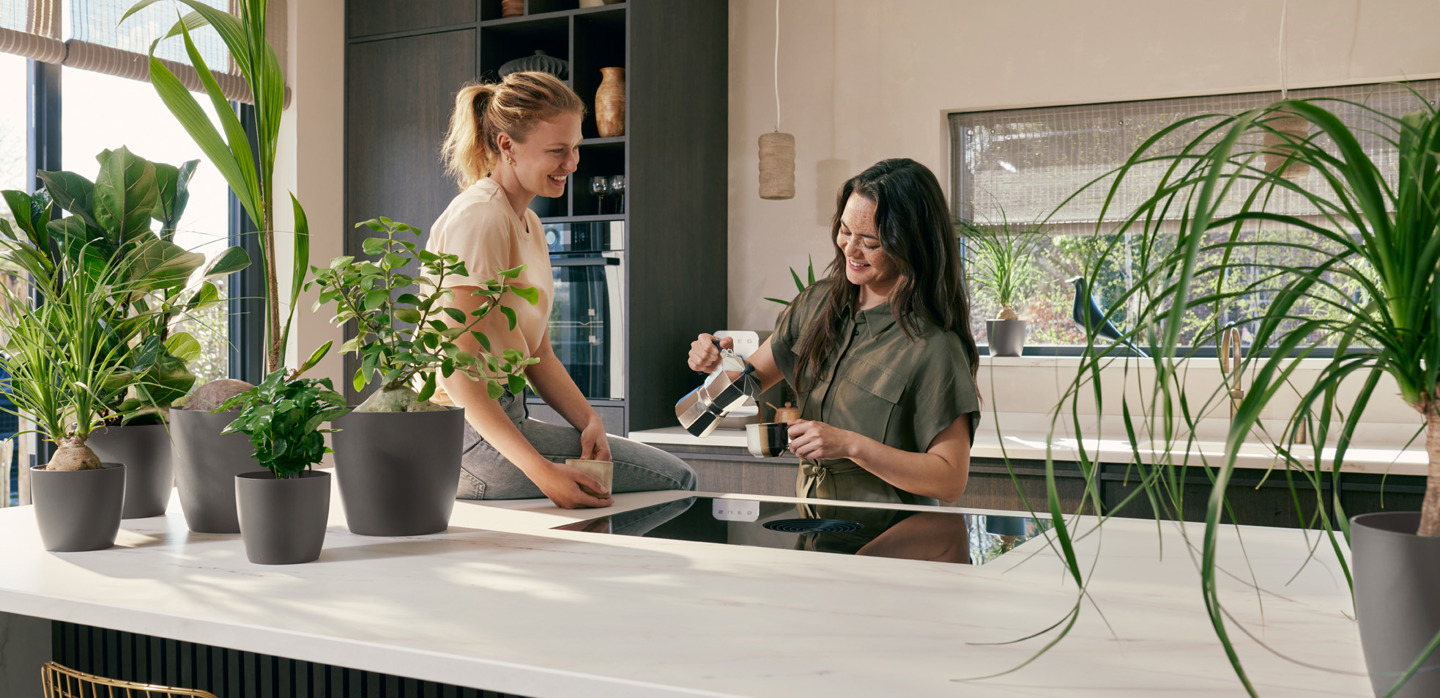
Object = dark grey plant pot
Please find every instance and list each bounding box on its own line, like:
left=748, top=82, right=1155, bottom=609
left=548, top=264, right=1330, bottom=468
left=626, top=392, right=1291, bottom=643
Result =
left=235, top=470, right=331, bottom=565
left=30, top=463, right=125, bottom=552
left=89, top=424, right=172, bottom=519
left=172, top=408, right=256, bottom=533
left=1352, top=511, right=1440, bottom=697
left=331, top=407, right=463, bottom=536
left=986, top=319, right=1027, bottom=357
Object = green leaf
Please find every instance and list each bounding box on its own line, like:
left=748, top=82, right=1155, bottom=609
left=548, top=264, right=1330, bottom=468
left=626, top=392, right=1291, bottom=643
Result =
left=497, top=264, right=525, bottom=279
left=507, top=374, right=528, bottom=395
left=330, top=255, right=355, bottom=270
left=382, top=253, right=407, bottom=269
left=202, top=245, right=251, bottom=278
left=363, top=289, right=388, bottom=311
left=486, top=381, right=504, bottom=399
left=417, top=373, right=436, bottom=403
left=394, top=308, right=422, bottom=324
left=165, top=332, right=202, bottom=363
left=185, top=281, right=221, bottom=311
left=35, top=170, right=98, bottom=229
left=511, top=285, right=540, bottom=306
left=362, top=236, right=388, bottom=257
left=296, top=340, right=332, bottom=377
left=500, top=305, right=517, bottom=330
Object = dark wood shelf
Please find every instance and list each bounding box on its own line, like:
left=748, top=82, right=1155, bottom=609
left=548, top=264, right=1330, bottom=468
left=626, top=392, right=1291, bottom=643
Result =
left=582, top=136, right=626, bottom=147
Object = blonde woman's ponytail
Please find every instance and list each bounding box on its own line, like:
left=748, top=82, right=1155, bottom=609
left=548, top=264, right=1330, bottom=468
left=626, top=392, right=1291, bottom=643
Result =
left=442, top=83, right=498, bottom=189
left=440, top=73, right=585, bottom=190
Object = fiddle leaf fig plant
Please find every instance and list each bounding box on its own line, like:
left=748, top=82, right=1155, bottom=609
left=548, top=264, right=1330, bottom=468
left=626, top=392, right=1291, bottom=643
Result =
left=0, top=146, right=249, bottom=426
left=218, top=367, right=349, bottom=479
left=307, top=217, right=539, bottom=413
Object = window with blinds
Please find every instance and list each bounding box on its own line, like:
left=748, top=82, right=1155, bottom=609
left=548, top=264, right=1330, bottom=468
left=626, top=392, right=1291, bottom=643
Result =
left=949, top=81, right=1440, bottom=350
left=0, top=0, right=272, bottom=103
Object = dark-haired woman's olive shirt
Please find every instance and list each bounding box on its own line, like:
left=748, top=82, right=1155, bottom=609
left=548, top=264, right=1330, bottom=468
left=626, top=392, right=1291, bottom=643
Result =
left=770, top=281, right=981, bottom=506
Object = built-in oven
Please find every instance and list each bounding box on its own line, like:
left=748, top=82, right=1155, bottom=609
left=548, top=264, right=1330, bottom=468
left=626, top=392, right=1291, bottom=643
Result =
left=542, top=221, right=625, bottom=401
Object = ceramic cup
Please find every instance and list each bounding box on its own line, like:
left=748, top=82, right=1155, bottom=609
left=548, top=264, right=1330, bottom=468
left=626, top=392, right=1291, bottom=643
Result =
left=566, top=458, right=614, bottom=495
left=746, top=422, right=790, bottom=458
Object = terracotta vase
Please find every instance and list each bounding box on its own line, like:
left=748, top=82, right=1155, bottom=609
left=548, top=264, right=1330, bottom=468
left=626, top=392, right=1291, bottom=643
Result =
left=501, top=0, right=524, bottom=18
left=596, top=67, right=625, bottom=137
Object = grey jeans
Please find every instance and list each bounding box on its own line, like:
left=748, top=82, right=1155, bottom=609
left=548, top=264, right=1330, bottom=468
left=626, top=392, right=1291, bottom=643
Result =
left=457, top=392, right=698, bottom=500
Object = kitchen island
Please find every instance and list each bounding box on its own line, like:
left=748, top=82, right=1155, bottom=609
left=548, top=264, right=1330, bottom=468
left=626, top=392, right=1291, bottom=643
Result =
left=0, top=485, right=1370, bottom=696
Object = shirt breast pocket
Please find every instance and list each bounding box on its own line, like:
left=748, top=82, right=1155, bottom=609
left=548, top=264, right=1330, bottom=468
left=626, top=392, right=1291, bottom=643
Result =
left=833, top=361, right=905, bottom=442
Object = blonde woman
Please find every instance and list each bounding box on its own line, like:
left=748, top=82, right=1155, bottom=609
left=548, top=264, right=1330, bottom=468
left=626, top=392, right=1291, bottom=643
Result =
left=430, top=72, right=696, bottom=509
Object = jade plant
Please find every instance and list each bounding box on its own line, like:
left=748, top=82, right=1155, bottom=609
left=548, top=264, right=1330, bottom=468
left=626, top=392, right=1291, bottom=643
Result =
left=217, top=367, right=349, bottom=478
left=0, top=147, right=249, bottom=426
left=307, top=217, right=540, bottom=413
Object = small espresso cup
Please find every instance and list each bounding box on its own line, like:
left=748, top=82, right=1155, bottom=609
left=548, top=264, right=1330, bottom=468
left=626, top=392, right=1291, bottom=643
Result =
left=566, top=458, right=614, bottom=495
left=746, top=422, right=790, bottom=457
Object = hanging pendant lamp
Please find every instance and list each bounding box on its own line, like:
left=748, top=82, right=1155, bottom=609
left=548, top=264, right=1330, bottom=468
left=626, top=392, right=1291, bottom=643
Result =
left=1263, top=0, right=1310, bottom=180
left=758, top=0, right=795, bottom=200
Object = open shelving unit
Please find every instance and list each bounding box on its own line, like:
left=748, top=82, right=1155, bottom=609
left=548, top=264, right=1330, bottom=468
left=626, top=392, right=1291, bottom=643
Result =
left=345, top=0, right=728, bottom=433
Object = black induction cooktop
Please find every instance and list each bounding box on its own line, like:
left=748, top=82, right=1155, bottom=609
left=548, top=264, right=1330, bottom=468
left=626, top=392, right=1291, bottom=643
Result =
left=554, top=497, right=1046, bottom=566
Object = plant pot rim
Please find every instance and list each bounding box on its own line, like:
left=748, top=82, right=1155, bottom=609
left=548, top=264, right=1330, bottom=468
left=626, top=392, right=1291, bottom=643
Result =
left=236, top=469, right=330, bottom=481
left=1351, top=510, right=1425, bottom=536
left=30, top=462, right=124, bottom=473
left=338, top=404, right=463, bottom=413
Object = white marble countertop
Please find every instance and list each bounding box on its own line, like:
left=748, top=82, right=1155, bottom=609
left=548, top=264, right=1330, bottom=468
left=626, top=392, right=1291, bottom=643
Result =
left=631, top=415, right=1430, bottom=476
left=0, top=486, right=1371, bottom=696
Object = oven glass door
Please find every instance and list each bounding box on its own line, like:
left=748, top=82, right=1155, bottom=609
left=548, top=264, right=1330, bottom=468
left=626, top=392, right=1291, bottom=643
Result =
left=549, top=252, right=624, bottom=400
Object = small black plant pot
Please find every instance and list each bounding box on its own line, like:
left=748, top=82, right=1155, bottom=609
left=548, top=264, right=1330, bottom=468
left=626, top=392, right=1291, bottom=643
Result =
left=235, top=470, right=331, bottom=565
left=172, top=408, right=256, bottom=533
left=30, top=463, right=126, bottom=552
left=1352, top=511, right=1440, bottom=697
left=331, top=407, right=463, bottom=536
left=986, top=319, right=1027, bottom=357
left=89, top=424, right=172, bottom=519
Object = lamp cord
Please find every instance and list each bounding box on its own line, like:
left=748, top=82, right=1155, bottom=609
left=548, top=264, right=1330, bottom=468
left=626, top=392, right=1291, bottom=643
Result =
left=1278, top=0, right=1289, bottom=99
left=774, top=0, right=781, bottom=132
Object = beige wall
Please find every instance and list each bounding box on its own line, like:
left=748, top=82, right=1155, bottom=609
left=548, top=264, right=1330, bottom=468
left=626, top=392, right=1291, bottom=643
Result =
left=277, top=0, right=345, bottom=384
left=728, top=0, right=1440, bottom=332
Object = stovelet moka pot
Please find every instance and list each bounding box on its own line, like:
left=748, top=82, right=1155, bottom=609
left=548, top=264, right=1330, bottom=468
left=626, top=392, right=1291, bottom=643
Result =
left=675, top=344, right=758, bottom=438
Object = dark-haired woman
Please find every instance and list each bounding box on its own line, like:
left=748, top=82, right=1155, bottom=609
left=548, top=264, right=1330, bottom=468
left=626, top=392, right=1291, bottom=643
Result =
left=689, top=158, right=980, bottom=505
left=429, top=72, right=696, bottom=509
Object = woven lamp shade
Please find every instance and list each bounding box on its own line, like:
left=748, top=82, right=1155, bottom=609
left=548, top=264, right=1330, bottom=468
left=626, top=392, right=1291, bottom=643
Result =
left=1262, top=111, right=1311, bottom=179
left=758, top=132, right=795, bottom=200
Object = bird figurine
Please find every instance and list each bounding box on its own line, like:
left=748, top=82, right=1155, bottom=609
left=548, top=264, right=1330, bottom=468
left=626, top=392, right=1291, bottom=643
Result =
left=1068, top=276, right=1148, bottom=357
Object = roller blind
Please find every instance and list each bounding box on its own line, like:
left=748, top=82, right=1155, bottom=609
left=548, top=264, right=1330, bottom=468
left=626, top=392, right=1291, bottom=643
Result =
left=0, top=0, right=282, bottom=105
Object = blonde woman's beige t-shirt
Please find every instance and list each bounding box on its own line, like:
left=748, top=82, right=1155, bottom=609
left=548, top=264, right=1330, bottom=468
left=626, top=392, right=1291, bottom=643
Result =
left=424, top=178, right=553, bottom=400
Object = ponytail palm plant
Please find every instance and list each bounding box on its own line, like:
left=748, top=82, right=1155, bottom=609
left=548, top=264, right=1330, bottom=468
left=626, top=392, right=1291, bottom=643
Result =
left=1036, top=94, right=1439, bottom=695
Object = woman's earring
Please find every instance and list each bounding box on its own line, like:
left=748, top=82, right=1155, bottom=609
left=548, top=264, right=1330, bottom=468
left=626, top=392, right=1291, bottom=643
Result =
left=507, top=157, right=516, bottom=166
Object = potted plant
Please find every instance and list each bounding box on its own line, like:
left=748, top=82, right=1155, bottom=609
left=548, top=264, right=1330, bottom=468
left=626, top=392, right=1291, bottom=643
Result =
left=122, top=0, right=316, bottom=532
left=955, top=213, right=1046, bottom=357
left=1034, top=97, right=1440, bottom=696
left=308, top=217, right=537, bottom=536
left=0, top=147, right=248, bottom=520
left=0, top=253, right=148, bottom=551
left=219, top=363, right=348, bottom=564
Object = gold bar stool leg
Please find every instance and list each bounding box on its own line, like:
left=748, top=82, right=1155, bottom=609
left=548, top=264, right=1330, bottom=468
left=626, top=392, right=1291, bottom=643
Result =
left=42, top=661, right=219, bottom=698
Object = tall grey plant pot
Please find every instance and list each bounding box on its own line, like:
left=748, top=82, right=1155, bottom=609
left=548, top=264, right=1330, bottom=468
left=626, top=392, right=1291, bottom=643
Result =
left=986, top=319, right=1027, bottom=357
left=331, top=407, right=463, bottom=536
left=235, top=470, right=330, bottom=564
left=172, top=409, right=254, bottom=533
left=1352, top=511, right=1440, bottom=697
left=89, top=424, right=172, bottom=519
left=30, top=463, right=125, bottom=552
